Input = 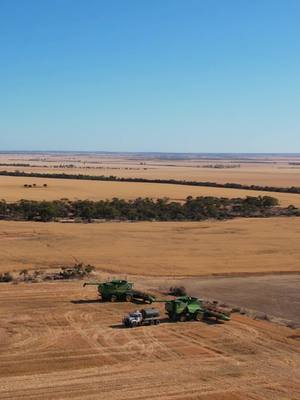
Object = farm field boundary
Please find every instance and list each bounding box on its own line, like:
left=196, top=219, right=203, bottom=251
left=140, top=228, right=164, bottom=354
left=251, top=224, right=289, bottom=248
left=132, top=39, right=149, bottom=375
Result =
left=1, top=170, right=300, bottom=194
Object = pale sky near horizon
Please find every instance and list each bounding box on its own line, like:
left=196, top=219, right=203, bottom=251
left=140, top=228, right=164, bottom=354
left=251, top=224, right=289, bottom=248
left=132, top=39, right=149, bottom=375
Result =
left=0, top=0, right=299, bottom=153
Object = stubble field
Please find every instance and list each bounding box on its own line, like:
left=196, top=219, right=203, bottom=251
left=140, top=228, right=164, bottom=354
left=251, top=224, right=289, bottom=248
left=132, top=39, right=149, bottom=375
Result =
left=0, top=281, right=299, bottom=400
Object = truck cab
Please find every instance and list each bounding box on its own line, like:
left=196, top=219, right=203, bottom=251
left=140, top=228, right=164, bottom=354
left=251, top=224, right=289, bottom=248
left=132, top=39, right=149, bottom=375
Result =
left=123, top=311, right=143, bottom=327
left=122, top=308, right=160, bottom=328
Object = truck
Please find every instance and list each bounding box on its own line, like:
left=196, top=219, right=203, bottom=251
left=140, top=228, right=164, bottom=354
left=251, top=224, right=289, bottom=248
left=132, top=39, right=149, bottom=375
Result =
left=122, top=308, right=160, bottom=328
left=83, top=279, right=155, bottom=303
left=164, top=296, right=231, bottom=322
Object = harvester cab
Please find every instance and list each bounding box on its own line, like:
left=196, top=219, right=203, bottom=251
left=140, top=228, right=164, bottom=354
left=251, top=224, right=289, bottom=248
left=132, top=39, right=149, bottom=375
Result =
left=165, top=296, right=204, bottom=322
left=83, top=279, right=155, bottom=303
left=100, top=279, right=134, bottom=301
left=164, top=296, right=231, bottom=322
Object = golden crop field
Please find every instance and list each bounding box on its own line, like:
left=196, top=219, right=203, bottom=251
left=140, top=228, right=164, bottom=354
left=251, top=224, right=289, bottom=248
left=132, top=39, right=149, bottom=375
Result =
left=1, top=175, right=300, bottom=207
left=0, top=217, right=300, bottom=276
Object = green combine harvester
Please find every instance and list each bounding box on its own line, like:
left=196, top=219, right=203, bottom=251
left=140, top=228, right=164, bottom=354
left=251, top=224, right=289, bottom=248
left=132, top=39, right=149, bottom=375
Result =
left=163, top=296, right=231, bottom=322
left=83, top=279, right=155, bottom=303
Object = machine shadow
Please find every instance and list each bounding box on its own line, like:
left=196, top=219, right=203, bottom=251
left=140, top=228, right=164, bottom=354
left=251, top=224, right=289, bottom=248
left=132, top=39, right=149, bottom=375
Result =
left=109, top=317, right=223, bottom=329
left=71, top=299, right=149, bottom=305
left=71, top=299, right=101, bottom=304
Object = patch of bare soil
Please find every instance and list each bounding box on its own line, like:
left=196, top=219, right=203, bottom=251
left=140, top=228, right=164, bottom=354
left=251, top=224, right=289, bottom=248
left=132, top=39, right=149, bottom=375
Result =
left=141, top=274, right=300, bottom=328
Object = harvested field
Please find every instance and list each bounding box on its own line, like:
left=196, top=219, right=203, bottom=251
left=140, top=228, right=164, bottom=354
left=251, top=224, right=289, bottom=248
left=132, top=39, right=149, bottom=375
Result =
left=0, top=281, right=299, bottom=400
left=0, top=218, right=300, bottom=276
left=1, top=175, right=300, bottom=207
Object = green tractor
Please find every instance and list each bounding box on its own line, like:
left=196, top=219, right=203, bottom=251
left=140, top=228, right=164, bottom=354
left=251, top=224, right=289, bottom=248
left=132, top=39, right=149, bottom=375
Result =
left=83, top=279, right=155, bottom=303
left=164, top=296, right=230, bottom=322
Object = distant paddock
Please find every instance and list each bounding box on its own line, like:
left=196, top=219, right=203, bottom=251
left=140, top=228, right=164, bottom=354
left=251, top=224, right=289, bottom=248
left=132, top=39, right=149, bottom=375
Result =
left=1, top=175, right=300, bottom=207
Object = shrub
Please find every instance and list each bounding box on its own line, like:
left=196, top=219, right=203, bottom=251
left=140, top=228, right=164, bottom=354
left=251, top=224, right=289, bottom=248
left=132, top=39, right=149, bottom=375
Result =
left=0, top=272, right=13, bottom=282
left=169, top=286, right=187, bottom=296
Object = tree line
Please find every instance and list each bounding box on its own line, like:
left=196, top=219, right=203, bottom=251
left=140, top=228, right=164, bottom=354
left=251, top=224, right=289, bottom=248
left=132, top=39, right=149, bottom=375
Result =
left=1, top=170, right=300, bottom=194
left=0, top=195, right=298, bottom=222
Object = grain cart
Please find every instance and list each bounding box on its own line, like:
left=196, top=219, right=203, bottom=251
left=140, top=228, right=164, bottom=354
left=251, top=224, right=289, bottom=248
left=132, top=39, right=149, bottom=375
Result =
left=164, top=296, right=231, bottom=322
left=83, top=279, right=155, bottom=303
left=123, top=308, right=160, bottom=328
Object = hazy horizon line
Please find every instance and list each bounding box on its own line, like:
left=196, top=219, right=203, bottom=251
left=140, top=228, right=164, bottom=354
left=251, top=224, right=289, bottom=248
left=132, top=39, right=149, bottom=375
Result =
left=0, top=150, right=300, bottom=156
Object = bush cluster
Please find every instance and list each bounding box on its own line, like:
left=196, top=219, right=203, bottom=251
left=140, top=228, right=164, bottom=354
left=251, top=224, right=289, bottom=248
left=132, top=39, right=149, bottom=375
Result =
left=169, top=286, right=187, bottom=296
left=0, top=195, right=295, bottom=222
left=0, top=264, right=96, bottom=284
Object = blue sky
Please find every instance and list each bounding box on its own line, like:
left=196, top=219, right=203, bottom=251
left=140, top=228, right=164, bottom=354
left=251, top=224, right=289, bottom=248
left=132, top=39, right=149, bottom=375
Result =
left=0, top=0, right=299, bottom=152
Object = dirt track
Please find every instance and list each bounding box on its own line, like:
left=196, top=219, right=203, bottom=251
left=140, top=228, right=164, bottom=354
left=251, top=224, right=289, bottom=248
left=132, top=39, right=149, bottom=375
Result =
left=0, top=281, right=299, bottom=400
